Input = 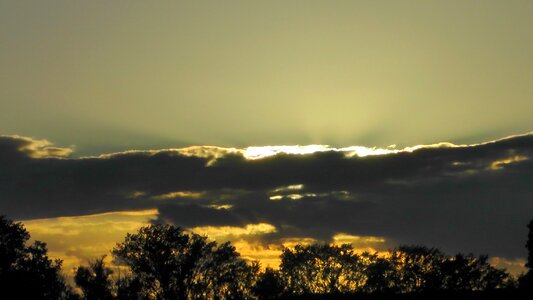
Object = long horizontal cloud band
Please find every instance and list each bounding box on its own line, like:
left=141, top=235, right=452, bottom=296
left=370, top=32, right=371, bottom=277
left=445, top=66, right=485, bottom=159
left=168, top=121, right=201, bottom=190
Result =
left=1, top=133, right=532, bottom=259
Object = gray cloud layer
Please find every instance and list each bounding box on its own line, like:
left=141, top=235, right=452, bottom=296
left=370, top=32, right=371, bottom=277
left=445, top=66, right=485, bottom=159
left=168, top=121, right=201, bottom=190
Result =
left=1, top=133, right=532, bottom=259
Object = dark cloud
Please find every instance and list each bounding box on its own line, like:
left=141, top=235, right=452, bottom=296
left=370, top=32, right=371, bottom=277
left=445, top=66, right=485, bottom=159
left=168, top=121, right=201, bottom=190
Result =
left=1, top=133, right=532, bottom=260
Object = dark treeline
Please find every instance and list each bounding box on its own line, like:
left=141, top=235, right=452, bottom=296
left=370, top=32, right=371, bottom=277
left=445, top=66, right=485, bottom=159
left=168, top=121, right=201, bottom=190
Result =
left=1, top=216, right=533, bottom=300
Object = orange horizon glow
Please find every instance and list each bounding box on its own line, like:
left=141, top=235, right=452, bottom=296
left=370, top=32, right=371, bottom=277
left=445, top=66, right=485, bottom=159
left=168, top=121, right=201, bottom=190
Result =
left=19, top=209, right=527, bottom=278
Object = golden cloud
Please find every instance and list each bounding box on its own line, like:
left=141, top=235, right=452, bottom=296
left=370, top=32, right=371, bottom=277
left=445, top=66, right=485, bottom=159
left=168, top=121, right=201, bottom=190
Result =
left=153, top=191, right=206, bottom=200
left=2, top=134, right=74, bottom=158
left=489, top=257, right=526, bottom=276
left=21, top=209, right=158, bottom=277
left=189, top=223, right=277, bottom=240
left=489, top=155, right=528, bottom=170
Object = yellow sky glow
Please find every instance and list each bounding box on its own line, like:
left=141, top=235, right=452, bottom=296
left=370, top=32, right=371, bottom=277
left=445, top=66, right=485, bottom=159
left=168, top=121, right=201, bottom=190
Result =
left=20, top=209, right=527, bottom=279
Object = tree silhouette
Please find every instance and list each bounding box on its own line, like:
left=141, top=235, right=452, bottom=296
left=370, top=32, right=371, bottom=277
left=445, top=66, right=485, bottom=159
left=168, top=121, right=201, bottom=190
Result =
left=0, top=215, right=28, bottom=274
left=115, top=274, right=145, bottom=300
left=279, top=243, right=366, bottom=294
left=440, top=253, right=509, bottom=291
left=75, top=256, right=114, bottom=300
left=520, top=219, right=533, bottom=292
left=2, top=213, right=525, bottom=299
left=385, top=245, right=510, bottom=293
left=362, top=252, right=401, bottom=293
left=276, top=242, right=513, bottom=297
left=0, top=215, right=75, bottom=300
left=527, top=220, right=533, bottom=272
left=253, top=268, right=285, bottom=299
left=392, top=245, right=446, bottom=292
left=112, top=223, right=257, bottom=300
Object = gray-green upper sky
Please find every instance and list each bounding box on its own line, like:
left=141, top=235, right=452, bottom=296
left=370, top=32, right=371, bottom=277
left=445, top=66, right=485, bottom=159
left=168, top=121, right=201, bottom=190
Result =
left=1, top=0, right=532, bottom=155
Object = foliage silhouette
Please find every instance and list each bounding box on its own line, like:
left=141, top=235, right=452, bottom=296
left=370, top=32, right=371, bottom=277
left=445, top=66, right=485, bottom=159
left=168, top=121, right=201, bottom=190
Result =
left=527, top=220, right=533, bottom=271
left=252, top=268, right=285, bottom=299
left=392, top=246, right=509, bottom=292
left=115, top=273, right=146, bottom=300
left=280, top=244, right=366, bottom=294
left=2, top=215, right=532, bottom=299
left=0, top=215, right=76, bottom=300
left=519, top=219, right=533, bottom=292
left=278, top=243, right=512, bottom=297
left=75, top=256, right=115, bottom=300
left=362, top=252, right=401, bottom=293
left=390, top=246, right=445, bottom=292
left=75, top=256, right=147, bottom=300
left=111, top=223, right=258, bottom=300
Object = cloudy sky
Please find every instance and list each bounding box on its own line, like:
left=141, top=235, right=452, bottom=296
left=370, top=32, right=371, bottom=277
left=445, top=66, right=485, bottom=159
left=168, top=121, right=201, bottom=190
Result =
left=1, top=0, right=532, bottom=276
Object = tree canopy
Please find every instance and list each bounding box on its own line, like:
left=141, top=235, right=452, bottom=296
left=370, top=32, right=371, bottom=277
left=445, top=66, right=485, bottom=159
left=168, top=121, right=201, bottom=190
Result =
left=112, top=224, right=258, bottom=300
left=75, top=256, right=115, bottom=300
left=1, top=215, right=532, bottom=299
left=278, top=243, right=511, bottom=296
left=0, top=216, right=75, bottom=300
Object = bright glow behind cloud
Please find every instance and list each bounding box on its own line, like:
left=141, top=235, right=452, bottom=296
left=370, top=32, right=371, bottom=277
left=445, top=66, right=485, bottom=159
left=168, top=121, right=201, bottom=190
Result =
left=242, top=143, right=448, bottom=159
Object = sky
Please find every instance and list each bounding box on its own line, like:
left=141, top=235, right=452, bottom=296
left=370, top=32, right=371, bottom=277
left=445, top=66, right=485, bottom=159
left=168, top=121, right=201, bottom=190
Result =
left=1, top=1, right=533, bottom=154
left=0, top=0, right=532, bottom=277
